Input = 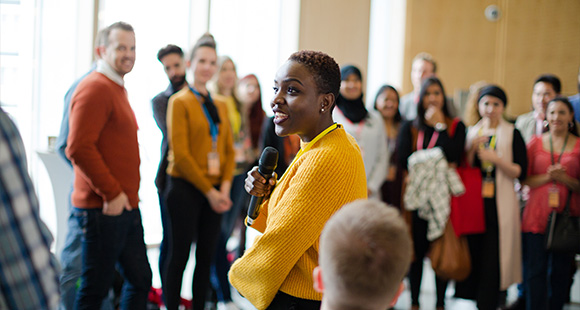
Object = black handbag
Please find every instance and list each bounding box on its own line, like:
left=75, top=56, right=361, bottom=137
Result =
left=545, top=189, right=580, bottom=253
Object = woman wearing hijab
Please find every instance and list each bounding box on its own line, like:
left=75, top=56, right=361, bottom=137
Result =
left=332, top=65, right=387, bottom=199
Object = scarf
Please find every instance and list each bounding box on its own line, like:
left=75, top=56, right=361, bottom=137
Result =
left=96, top=59, right=124, bottom=87
left=197, top=91, right=221, bottom=125
left=335, top=94, right=367, bottom=123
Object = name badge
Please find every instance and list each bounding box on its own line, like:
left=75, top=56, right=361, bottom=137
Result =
left=208, top=151, right=220, bottom=176
left=548, top=185, right=559, bottom=208
left=482, top=177, right=495, bottom=198
left=387, top=166, right=397, bottom=181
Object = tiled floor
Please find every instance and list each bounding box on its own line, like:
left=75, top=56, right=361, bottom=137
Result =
left=392, top=259, right=580, bottom=309
left=393, top=260, right=513, bottom=310
left=148, top=247, right=195, bottom=299
left=147, top=247, right=580, bottom=310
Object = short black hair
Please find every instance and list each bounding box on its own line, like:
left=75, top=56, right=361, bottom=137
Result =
left=157, top=44, right=184, bottom=62
left=534, top=74, right=561, bottom=94
left=288, top=50, right=340, bottom=99
left=102, top=21, right=134, bottom=47
left=189, top=33, right=216, bottom=63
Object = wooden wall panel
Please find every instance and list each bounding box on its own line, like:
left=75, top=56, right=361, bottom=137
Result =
left=403, top=0, right=499, bottom=96
left=403, top=0, right=580, bottom=117
left=298, top=0, right=371, bottom=75
left=501, top=0, right=580, bottom=115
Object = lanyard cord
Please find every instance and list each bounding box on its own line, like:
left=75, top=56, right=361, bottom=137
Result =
left=278, top=123, right=339, bottom=183
left=189, top=86, right=218, bottom=146
left=417, top=130, right=439, bottom=150
left=549, top=131, right=569, bottom=165
left=477, top=128, right=497, bottom=149
left=477, top=128, right=497, bottom=175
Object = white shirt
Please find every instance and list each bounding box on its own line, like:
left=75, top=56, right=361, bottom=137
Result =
left=96, top=59, right=124, bottom=87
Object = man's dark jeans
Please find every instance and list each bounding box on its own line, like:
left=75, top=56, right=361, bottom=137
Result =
left=74, top=208, right=152, bottom=310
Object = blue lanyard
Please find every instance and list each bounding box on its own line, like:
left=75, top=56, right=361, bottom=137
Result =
left=189, top=86, right=218, bottom=144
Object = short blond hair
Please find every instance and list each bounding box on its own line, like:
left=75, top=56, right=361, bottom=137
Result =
left=412, top=52, right=437, bottom=73
left=102, top=21, right=134, bottom=48
left=319, top=200, right=412, bottom=310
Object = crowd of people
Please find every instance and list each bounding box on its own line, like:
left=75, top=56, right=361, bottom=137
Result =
left=1, top=20, right=579, bottom=310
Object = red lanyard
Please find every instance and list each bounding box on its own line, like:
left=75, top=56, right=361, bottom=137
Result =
left=417, top=130, right=439, bottom=150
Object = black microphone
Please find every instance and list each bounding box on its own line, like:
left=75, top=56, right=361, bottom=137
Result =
left=247, top=146, right=278, bottom=225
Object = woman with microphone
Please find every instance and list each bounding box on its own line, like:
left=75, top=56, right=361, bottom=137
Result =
left=229, top=50, right=367, bottom=310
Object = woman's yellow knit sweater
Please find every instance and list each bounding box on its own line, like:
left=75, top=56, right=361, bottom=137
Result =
left=229, top=125, right=367, bottom=310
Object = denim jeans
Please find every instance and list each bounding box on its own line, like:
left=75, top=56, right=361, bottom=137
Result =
left=73, top=208, right=152, bottom=310
left=522, top=232, right=575, bottom=310
left=59, top=193, right=114, bottom=310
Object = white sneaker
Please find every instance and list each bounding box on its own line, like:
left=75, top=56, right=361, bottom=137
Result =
left=217, top=301, right=239, bottom=310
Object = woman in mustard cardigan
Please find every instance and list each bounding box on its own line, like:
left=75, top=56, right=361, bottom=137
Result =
left=229, top=50, right=368, bottom=310
left=163, top=33, right=235, bottom=310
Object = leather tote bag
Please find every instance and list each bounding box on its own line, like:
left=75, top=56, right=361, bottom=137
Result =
left=545, top=190, right=580, bottom=253
left=429, top=220, right=471, bottom=281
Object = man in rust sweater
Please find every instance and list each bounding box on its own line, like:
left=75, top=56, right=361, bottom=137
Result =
left=66, top=21, right=152, bottom=309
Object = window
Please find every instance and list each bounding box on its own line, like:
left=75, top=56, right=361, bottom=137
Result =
left=1, top=0, right=299, bottom=248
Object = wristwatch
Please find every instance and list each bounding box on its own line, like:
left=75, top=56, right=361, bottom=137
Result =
left=434, top=122, right=447, bottom=132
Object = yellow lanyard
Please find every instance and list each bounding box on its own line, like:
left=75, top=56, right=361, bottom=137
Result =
left=477, top=128, right=497, bottom=149
left=478, top=128, right=497, bottom=175
left=278, top=123, right=340, bottom=183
